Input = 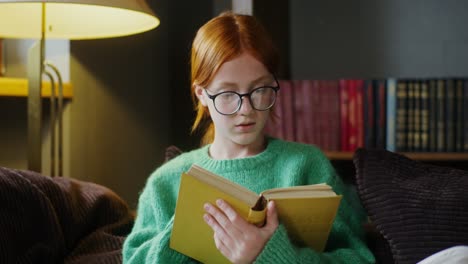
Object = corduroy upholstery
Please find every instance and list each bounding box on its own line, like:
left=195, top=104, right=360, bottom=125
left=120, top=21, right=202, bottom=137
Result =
left=0, top=166, right=134, bottom=264
left=353, top=148, right=468, bottom=264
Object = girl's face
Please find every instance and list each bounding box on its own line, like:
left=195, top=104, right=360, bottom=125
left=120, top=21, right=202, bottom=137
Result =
left=195, top=52, right=276, bottom=150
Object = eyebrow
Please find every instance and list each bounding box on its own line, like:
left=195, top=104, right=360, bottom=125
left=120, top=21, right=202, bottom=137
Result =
left=212, top=75, right=274, bottom=90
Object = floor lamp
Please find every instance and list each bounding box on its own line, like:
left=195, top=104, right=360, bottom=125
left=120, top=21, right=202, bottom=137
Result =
left=0, top=0, right=160, bottom=174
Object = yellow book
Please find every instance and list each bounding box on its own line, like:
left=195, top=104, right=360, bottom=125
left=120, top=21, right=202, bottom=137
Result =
left=169, top=164, right=342, bottom=264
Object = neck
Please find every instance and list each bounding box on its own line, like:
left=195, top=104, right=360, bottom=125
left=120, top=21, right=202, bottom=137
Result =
left=209, top=136, right=267, bottom=160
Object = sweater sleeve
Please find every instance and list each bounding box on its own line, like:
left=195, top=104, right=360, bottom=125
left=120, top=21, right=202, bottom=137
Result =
left=254, top=150, right=375, bottom=264
left=122, top=170, right=198, bottom=264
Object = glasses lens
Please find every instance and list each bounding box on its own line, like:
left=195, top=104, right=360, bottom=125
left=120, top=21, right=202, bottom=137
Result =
left=214, top=92, right=240, bottom=115
left=250, top=87, right=277, bottom=110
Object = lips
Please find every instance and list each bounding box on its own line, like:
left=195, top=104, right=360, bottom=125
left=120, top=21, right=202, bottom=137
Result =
left=235, top=122, right=255, bottom=132
left=236, top=122, right=255, bottom=127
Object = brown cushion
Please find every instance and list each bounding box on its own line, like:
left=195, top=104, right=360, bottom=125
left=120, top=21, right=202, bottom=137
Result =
left=353, top=148, right=468, bottom=264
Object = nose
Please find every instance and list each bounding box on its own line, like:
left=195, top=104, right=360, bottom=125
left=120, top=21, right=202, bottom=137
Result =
left=238, top=95, right=253, bottom=115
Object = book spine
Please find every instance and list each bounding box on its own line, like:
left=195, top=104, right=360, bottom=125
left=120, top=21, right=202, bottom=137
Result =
left=265, top=80, right=285, bottom=139
left=375, top=80, right=387, bottom=149
left=319, top=80, right=329, bottom=150
left=436, top=79, right=446, bottom=152
left=247, top=207, right=267, bottom=227
left=355, top=80, right=364, bottom=149
left=413, top=80, right=421, bottom=152
left=396, top=80, right=407, bottom=152
left=302, top=80, right=314, bottom=145
left=339, top=80, right=349, bottom=151
left=445, top=79, right=455, bottom=152
left=282, top=80, right=296, bottom=142
left=464, top=79, right=468, bottom=152
left=311, top=80, right=321, bottom=146
left=420, top=80, right=430, bottom=152
left=455, top=79, right=464, bottom=152
left=386, top=78, right=397, bottom=151
left=348, top=80, right=358, bottom=151
left=406, top=81, right=414, bottom=152
left=428, top=79, right=438, bottom=152
left=330, top=80, right=341, bottom=151
left=363, top=80, right=375, bottom=148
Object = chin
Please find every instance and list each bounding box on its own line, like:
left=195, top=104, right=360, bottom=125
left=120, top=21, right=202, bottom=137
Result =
left=232, top=133, right=263, bottom=146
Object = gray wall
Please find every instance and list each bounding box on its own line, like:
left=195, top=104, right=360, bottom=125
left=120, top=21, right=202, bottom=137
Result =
left=290, top=0, right=468, bottom=79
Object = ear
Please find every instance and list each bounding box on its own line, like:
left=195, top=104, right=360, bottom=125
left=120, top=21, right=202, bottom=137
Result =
left=194, top=85, right=208, bottom=106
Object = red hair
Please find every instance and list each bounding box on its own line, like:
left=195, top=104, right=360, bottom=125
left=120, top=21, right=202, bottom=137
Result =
left=190, top=12, right=279, bottom=145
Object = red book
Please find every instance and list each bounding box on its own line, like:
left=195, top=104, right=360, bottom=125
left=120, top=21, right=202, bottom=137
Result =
left=279, top=80, right=296, bottom=142
left=339, top=79, right=350, bottom=151
left=328, top=80, right=341, bottom=151
left=347, top=80, right=358, bottom=151
left=264, top=79, right=284, bottom=139
left=302, top=80, right=316, bottom=145
left=294, top=80, right=307, bottom=143
left=319, top=80, right=330, bottom=150
left=355, top=79, right=365, bottom=148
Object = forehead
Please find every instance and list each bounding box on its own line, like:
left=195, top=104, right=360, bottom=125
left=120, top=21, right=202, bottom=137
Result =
left=210, top=52, right=270, bottom=87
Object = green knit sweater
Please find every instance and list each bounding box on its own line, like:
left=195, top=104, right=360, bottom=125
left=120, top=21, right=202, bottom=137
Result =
left=123, top=138, right=375, bottom=263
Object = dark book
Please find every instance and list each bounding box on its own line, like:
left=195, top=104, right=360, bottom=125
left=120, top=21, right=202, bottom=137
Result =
left=428, top=79, right=438, bottom=152
left=363, top=80, right=375, bottom=148
left=374, top=80, right=387, bottom=149
left=464, top=79, right=468, bottom=152
left=396, top=80, right=408, bottom=152
left=419, top=80, right=430, bottom=152
left=455, top=79, right=464, bottom=152
left=445, top=79, right=455, bottom=152
left=406, top=81, right=415, bottom=152
left=413, top=80, right=421, bottom=152
left=436, top=79, right=446, bottom=152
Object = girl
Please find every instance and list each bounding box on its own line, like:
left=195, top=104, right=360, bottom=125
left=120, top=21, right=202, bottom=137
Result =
left=123, top=11, right=374, bottom=264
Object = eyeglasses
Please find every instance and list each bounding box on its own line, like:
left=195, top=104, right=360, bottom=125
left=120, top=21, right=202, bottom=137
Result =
left=204, top=77, right=280, bottom=115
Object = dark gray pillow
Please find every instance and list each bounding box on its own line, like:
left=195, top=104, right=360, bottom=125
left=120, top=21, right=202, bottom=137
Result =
left=353, top=148, right=468, bottom=264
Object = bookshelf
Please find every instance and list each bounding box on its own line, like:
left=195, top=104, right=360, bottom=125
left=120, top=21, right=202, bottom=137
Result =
left=0, top=77, right=73, bottom=98
left=257, top=1, right=468, bottom=168
left=325, top=151, right=468, bottom=161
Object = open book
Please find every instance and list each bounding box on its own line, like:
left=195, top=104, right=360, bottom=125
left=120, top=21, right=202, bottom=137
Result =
left=169, top=164, right=342, bottom=264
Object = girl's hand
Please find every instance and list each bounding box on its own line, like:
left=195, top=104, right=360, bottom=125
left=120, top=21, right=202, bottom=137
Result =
left=203, top=199, right=279, bottom=264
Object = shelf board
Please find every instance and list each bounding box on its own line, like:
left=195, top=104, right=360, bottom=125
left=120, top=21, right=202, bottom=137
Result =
left=325, top=151, right=468, bottom=161
left=0, top=77, right=73, bottom=98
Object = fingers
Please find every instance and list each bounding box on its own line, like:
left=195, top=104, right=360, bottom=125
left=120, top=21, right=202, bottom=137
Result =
left=265, top=200, right=279, bottom=230
left=204, top=201, right=242, bottom=237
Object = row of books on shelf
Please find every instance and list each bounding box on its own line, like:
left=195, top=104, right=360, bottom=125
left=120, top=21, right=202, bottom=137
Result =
left=264, top=78, right=468, bottom=153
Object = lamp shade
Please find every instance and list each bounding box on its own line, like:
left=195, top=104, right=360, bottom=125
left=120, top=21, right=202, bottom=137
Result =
left=0, top=0, right=160, bottom=39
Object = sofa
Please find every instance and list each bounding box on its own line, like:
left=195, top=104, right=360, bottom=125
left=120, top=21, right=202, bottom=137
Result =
left=0, top=166, right=134, bottom=264
left=354, top=148, right=468, bottom=264
left=1, top=147, right=467, bottom=264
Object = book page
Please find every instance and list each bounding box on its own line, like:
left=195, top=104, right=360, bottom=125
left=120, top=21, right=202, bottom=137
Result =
left=188, top=164, right=259, bottom=207
left=262, top=184, right=336, bottom=199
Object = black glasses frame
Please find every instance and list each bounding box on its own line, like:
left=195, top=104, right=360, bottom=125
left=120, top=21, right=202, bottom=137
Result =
left=204, top=75, right=280, bottom=115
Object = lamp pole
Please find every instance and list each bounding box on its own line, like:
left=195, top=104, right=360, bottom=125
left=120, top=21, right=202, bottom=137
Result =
left=27, top=3, right=45, bottom=172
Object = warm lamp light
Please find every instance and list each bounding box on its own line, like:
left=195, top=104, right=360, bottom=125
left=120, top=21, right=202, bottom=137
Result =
left=0, top=0, right=160, bottom=174
left=0, top=0, right=160, bottom=39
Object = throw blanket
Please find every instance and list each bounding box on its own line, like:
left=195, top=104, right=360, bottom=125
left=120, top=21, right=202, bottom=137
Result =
left=0, top=166, right=134, bottom=264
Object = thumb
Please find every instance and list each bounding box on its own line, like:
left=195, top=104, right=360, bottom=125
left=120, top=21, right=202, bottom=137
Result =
left=264, top=200, right=279, bottom=230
